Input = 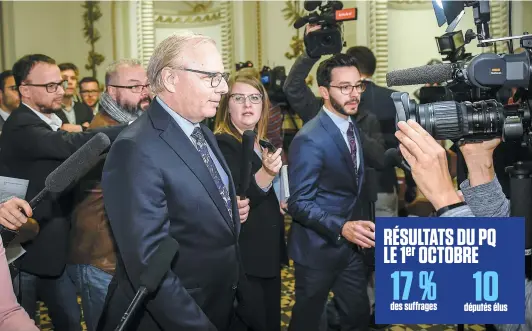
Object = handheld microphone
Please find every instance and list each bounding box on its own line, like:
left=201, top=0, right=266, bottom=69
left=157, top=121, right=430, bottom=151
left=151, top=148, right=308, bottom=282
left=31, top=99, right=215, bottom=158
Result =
left=238, top=130, right=256, bottom=199
left=386, top=63, right=454, bottom=87
left=384, top=148, right=411, bottom=173
left=114, top=236, right=180, bottom=331
left=0, top=133, right=111, bottom=246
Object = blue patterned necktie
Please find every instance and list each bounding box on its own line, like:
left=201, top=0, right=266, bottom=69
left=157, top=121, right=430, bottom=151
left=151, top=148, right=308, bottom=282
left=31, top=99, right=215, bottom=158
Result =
left=347, top=122, right=359, bottom=178
left=190, top=127, right=233, bottom=223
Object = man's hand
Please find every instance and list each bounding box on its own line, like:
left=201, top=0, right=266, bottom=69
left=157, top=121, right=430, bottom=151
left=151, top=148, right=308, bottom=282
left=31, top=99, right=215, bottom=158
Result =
left=61, top=123, right=82, bottom=132
left=237, top=197, right=250, bottom=224
left=395, top=120, right=461, bottom=210
left=0, top=197, right=32, bottom=231
left=341, top=220, right=375, bottom=248
left=280, top=201, right=288, bottom=216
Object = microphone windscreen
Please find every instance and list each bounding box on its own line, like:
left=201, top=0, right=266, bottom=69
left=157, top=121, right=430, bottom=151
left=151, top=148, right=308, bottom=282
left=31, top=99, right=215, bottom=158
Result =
left=238, top=130, right=256, bottom=197
left=384, top=148, right=402, bottom=168
left=386, top=63, right=453, bottom=87
left=45, top=132, right=111, bottom=193
left=140, top=236, right=180, bottom=293
left=304, top=0, right=321, bottom=11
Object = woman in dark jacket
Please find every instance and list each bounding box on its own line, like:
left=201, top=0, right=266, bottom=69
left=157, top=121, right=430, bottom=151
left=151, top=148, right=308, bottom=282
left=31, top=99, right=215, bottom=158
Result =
left=214, top=74, right=288, bottom=331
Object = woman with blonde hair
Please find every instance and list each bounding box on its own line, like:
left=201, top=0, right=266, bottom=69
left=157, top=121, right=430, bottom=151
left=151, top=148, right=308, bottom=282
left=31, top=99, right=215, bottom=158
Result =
left=214, top=74, right=288, bottom=331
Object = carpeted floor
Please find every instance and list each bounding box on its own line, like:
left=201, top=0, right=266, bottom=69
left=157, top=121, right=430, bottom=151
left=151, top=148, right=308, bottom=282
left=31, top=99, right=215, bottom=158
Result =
left=35, top=218, right=486, bottom=331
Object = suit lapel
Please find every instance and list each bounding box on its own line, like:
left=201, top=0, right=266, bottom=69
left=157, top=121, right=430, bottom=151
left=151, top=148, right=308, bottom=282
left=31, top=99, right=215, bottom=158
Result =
left=149, top=104, right=235, bottom=234
left=318, top=110, right=357, bottom=185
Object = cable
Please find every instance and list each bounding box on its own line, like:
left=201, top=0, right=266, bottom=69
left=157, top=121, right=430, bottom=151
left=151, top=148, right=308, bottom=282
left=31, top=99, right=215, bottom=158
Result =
left=508, top=0, right=514, bottom=53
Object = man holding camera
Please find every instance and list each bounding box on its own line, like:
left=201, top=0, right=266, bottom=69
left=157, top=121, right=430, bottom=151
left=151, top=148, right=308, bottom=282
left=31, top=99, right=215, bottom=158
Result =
left=395, top=119, right=532, bottom=331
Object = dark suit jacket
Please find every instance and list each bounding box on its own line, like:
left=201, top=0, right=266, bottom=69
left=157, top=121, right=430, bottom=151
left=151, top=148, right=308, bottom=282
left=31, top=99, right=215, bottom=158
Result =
left=358, top=81, right=399, bottom=192
left=56, top=101, right=94, bottom=125
left=216, top=133, right=288, bottom=278
left=98, top=100, right=260, bottom=331
left=0, top=116, right=5, bottom=132
left=287, top=110, right=365, bottom=270
left=0, top=104, right=123, bottom=276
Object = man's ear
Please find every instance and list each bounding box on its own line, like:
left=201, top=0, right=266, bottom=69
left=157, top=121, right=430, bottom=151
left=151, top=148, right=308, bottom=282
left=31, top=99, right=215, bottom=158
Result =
left=161, top=68, right=177, bottom=93
left=318, top=86, right=330, bottom=100
left=18, top=85, right=30, bottom=100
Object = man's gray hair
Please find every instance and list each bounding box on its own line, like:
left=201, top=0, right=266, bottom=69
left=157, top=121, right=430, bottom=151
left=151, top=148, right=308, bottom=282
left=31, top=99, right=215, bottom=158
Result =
left=105, top=59, right=143, bottom=86
left=147, top=32, right=216, bottom=94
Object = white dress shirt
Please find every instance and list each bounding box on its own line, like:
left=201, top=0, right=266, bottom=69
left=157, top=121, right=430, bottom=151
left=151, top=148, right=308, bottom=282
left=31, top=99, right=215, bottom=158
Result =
left=23, top=103, right=63, bottom=132
left=322, top=106, right=360, bottom=168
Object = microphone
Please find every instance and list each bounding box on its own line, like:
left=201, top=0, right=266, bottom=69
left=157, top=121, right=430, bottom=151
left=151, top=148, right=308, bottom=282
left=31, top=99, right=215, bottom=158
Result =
left=238, top=130, right=256, bottom=199
left=0, top=133, right=111, bottom=246
left=386, top=63, right=454, bottom=87
left=384, top=148, right=411, bottom=173
left=115, top=236, right=180, bottom=331
left=364, top=168, right=379, bottom=223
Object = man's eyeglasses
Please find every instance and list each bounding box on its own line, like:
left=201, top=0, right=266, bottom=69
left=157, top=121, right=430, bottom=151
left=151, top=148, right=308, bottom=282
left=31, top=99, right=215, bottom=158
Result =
left=230, top=93, right=263, bottom=104
left=108, top=84, right=150, bottom=93
left=21, top=80, right=67, bottom=93
left=181, top=68, right=229, bottom=88
left=6, top=85, right=17, bottom=92
left=330, top=83, right=366, bottom=95
left=80, top=90, right=100, bottom=96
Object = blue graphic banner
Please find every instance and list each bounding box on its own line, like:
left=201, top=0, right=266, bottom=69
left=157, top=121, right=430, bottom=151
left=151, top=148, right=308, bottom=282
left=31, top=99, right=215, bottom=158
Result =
left=375, top=217, right=525, bottom=325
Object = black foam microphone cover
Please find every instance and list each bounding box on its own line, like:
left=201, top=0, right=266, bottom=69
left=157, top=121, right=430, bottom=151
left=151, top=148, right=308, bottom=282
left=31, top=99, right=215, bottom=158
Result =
left=140, top=236, right=180, bottom=293
left=238, top=130, right=256, bottom=199
left=386, top=63, right=453, bottom=87
left=0, top=133, right=111, bottom=246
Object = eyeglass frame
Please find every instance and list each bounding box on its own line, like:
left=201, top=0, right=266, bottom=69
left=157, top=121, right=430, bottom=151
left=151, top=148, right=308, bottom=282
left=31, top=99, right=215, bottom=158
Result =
left=229, top=93, right=263, bottom=104
left=20, top=80, right=68, bottom=93
left=180, top=68, right=229, bottom=88
left=80, top=90, right=101, bottom=96
left=107, top=84, right=150, bottom=93
left=329, top=82, right=367, bottom=95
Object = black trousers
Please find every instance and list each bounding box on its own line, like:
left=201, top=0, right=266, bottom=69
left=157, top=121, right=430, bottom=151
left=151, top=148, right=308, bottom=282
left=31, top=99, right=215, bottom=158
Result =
left=288, top=252, right=370, bottom=331
left=230, top=274, right=281, bottom=331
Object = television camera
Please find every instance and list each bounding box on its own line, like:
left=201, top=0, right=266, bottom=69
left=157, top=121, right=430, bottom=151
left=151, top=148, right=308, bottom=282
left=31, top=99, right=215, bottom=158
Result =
left=293, top=0, right=357, bottom=58
left=386, top=0, right=532, bottom=279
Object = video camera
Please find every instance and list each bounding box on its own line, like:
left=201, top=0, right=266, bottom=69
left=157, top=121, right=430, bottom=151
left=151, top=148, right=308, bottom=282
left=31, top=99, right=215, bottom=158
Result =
left=260, top=66, right=288, bottom=105
left=386, top=0, right=532, bottom=279
left=294, top=0, right=357, bottom=58
left=386, top=0, right=532, bottom=145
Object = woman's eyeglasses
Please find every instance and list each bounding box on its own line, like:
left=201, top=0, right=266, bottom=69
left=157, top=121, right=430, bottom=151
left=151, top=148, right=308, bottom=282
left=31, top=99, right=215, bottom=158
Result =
left=230, top=93, right=263, bottom=104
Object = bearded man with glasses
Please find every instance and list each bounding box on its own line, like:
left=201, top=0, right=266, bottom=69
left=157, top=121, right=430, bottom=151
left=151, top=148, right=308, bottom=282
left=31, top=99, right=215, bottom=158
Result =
left=0, top=54, right=125, bottom=331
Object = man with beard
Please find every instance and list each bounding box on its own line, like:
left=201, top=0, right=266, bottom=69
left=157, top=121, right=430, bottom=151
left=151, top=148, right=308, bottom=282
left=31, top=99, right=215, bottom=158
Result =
left=0, top=54, right=124, bottom=330
left=67, top=59, right=150, bottom=331
left=57, top=63, right=94, bottom=132
left=287, top=54, right=379, bottom=331
left=0, top=70, right=20, bottom=132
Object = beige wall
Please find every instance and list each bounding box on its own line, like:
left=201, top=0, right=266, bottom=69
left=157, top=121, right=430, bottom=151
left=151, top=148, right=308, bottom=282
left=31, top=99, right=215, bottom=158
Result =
left=1, top=0, right=529, bottom=93
left=1, top=1, right=116, bottom=84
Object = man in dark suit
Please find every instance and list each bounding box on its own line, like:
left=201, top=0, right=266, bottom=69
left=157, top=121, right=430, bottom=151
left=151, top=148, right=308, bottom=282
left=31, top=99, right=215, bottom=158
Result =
left=97, top=33, right=253, bottom=331
left=346, top=46, right=399, bottom=217
left=0, top=54, right=124, bottom=330
left=0, top=70, right=20, bottom=132
left=287, top=54, right=376, bottom=331
left=56, top=63, right=94, bottom=132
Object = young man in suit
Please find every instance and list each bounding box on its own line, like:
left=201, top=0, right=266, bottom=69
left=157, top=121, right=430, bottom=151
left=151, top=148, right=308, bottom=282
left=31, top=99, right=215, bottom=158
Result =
left=0, top=70, right=20, bottom=131
left=0, top=54, right=124, bottom=330
left=287, top=54, right=377, bottom=331
left=56, top=63, right=94, bottom=132
left=98, top=33, right=256, bottom=331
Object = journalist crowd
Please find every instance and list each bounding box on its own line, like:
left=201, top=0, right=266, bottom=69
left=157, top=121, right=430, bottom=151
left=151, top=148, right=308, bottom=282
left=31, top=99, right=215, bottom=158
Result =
left=0, top=21, right=530, bottom=331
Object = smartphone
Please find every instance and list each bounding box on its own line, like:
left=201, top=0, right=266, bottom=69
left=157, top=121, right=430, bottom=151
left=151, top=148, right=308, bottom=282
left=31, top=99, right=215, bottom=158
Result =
left=259, top=140, right=277, bottom=153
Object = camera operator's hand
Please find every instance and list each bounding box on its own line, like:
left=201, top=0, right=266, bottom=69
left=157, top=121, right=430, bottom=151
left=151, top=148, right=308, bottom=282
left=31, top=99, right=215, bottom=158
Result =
left=395, top=120, right=461, bottom=210
left=305, top=24, right=321, bottom=36
left=458, top=138, right=500, bottom=187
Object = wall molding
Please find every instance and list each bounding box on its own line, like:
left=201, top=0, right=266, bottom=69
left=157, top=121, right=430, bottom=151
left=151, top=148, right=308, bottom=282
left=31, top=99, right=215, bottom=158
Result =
left=136, top=1, right=155, bottom=68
